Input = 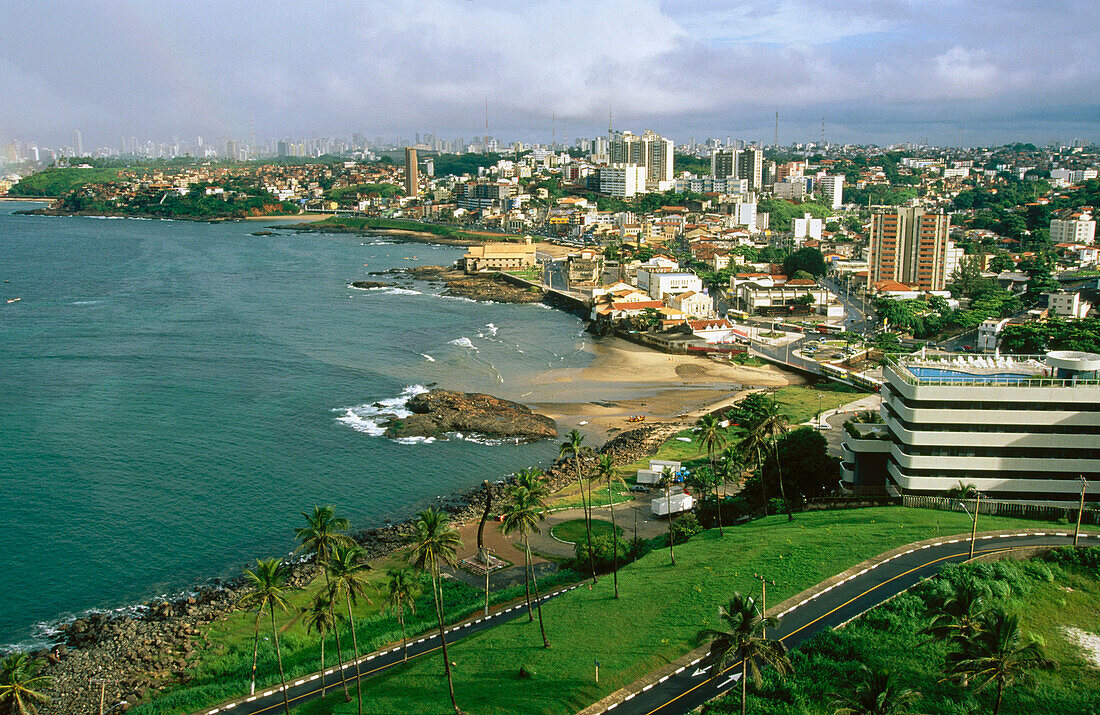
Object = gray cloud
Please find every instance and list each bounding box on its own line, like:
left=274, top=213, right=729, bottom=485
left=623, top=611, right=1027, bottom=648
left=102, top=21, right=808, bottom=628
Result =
left=1, top=0, right=1096, bottom=148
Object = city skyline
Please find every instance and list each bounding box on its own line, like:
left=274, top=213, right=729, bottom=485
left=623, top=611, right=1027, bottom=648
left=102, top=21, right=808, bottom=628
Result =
left=2, top=1, right=1098, bottom=149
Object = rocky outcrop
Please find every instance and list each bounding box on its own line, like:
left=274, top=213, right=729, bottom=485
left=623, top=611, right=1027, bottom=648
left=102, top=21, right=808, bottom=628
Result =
left=349, top=280, right=392, bottom=289
left=443, top=275, right=546, bottom=303
left=383, top=389, right=557, bottom=442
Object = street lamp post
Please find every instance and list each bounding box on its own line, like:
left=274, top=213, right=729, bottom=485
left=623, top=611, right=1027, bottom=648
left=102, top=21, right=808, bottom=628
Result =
left=968, top=490, right=982, bottom=560
left=752, top=573, right=776, bottom=636
left=1075, top=476, right=1089, bottom=547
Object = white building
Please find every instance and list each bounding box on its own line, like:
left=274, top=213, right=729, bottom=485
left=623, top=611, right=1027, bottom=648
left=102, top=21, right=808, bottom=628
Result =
left=841, top=351, right=1100, bottom=506
left=668, top=290, right=714, bottom=318
left=640, top=272, right=704, bottom=301
left=773, top=179, right=808, bottom=201
left=1048, top=291, right=1092, bottom=319
left=600, top=164, right=648, bottom=198
left=816, top=175, right=844, bottom=209
left=977, top=317, right=1010, bottom=352
left=792, top=213, right=823, bottom=241
left=1050, top=212, right=1095, bottom=245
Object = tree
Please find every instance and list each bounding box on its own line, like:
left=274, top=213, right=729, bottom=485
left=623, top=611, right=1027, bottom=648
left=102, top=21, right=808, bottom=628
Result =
left=501, top=485, right=551, bottom=647
left=919, top=579, right=988, bottom=647
left=407, top=508, right=463, bottom=715
left=0, top=654, right=53, bottom=715
left=327, top=544, right=373, bottom=715
left=559, top=429, right=596, bottom=583
left=713, top=452, right=743, bottom=535
left=695, top=593, right=793, bottom=715
left=695, top=413, right=728, bottom=473
left=751, top=401, right=793, bottom=520
left=736, top=428, right=771, bottom=515
left=831, top=665, right=920, bottom=715
left=656, top=467, right=678, bottom=565
left=241, top=559, right=292, bottom=715
left=762, top=427, right=838, bottom=501
left=302, top=593, right=342, bottom=699
left=384, top=568, right=421, bottom=662
left=594, top=454, right=626, bottom=597
left=946, top=611, right=1054, bottom=715
left=294, top=506, right=354, bottom=701
left=782, top=247, right=827, bottom=277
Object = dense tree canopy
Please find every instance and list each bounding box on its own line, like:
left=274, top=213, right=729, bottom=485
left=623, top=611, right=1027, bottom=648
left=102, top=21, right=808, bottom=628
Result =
left=782, top=247, right=827, bottom=277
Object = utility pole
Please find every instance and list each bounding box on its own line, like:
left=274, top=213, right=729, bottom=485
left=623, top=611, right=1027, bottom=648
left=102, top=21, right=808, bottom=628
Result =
left=752, top=573, right=775, bottom=636
left=1075, top=476, right=1089, bottom=546
left=774, top=108, right=779, bottom=148
left=968, top=491, right=981, bottom=560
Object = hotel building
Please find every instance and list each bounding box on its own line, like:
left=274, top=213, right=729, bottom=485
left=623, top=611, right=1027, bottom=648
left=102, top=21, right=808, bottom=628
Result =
left=841, top=351, right=1100, bottom=506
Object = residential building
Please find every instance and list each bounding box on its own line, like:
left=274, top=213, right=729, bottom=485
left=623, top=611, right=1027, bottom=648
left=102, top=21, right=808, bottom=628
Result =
left=461, top=242, right=536, bottom=273
left=817, top=175, right=844, bottom=209
left=455, top=180, right=514, bottom=209
left=869, top=207, right=958, bottom=291
left=737, top=148, right=763, bottom=190
left=1050, top=212, right=1095, bottom=244
left=841, top=351, right=1100, bottom=505
left=404, top=147, right=419, bottom=198
left=1047, top=291, right=1092, bottom=319
left=712, top=148, right=736, bottom=179
left=792, top=213, right=823, bottom=241
left=773, top=178, right=808, bottom=201
left=610, top=130, right=674, bottom=189
left=668, top=290, right=714, bottom=318
left=977, top=317, right=1010, bottom=352
left=600, top=164, right=648, bottom=198
left=734, top=279, right=845, bottom=319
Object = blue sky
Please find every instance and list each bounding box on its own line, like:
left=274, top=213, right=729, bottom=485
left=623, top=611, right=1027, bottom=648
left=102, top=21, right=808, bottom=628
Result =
left=1, top=0, right=1096, bottom=148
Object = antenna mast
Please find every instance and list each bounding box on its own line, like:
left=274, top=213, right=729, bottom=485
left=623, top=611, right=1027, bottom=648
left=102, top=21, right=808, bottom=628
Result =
left=774, top=107, right=779, bottom=148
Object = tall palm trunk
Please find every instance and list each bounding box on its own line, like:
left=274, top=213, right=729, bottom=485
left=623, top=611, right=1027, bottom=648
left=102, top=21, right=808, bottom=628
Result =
left=319, top=634, right=327, bottom=698
left=741, top=654, right=748, bottom=715
left=608, top=483, right=620, bottom=598
left=250, top=613, right=261, bottom=695
left=344, top=596, right=364, bottom=715
left=521, top=537, right=534, bottom=621
left=756, top=447, right=768, bottom=515
left=398, top=607, right=408, bottom=662
left=323, top=570, right=351, bottom=702
left=269, top=604, right=291, bottom=715
left=525, top=534, right=550, bottom=648
left=666, top=487, right=676, bottom=565
left=431, top=568, right=461, bottom=714
left=773, top=440, right=793, bottom=521
left=577, top=461, right=597, bottom=583
left=994, top=679, right=1005, bottom=715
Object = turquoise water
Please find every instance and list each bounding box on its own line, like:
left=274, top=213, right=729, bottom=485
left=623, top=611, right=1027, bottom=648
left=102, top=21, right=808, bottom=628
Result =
left=908, top=367, right=1032, bottom=382
left=0, top=204, right=591, bottom=648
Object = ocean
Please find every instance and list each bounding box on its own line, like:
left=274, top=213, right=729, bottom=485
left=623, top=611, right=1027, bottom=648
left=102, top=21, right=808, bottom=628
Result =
left=0, top=204, right=592, bottom=649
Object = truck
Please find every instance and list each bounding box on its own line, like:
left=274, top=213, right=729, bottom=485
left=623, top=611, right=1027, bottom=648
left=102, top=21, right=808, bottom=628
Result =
left=651, top=492, right=695, bottom=518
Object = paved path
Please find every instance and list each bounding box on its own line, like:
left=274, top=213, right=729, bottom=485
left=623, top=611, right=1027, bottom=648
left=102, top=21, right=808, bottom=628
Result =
left=193, top=582, right=582, bottom=715
left=529, top=501, right=673, bottom=559
left=583, top=529, right=1100, bottom=715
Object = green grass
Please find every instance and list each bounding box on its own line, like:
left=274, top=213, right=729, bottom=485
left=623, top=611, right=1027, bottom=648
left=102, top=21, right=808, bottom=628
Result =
left=311, top=216, right=516, bottom=242
left=772, top=385, right=868, bottom=424
left=550, top=518, right=621, bottom=544
left=703, top=551, right=1100, bottom=714
left=8, top=167, right=128, bottom=196
left=290, top=508, right=1089, bottom=715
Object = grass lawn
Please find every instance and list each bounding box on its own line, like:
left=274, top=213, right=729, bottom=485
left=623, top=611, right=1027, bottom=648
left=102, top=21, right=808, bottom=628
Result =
left=772, top=385, right=868, bottom=424
left=549, top=518, right=621, bottom=544
left=293, top=507, right=1087, bottom=715
left=703, top=551, right=1100, bottom=714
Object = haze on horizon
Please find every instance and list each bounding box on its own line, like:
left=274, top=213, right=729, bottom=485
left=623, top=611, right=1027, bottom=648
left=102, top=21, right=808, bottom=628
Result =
left=2, top=0, right=1097, bottom=149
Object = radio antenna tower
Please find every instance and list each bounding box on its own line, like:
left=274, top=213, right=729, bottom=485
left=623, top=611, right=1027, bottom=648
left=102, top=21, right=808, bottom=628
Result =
left=821, top=116, right=826, bottom=148
left=774, top=107, right=779, bottom=148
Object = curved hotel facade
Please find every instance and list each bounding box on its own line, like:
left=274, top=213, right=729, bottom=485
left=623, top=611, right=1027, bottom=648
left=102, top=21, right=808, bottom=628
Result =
left=841, top=351, right=1100, bottom=505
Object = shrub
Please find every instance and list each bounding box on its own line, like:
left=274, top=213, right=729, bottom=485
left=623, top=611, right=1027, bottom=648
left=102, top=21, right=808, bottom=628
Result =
left=572, top=534, right=630, bottom=574
left=670, top=513, right=703, bottom=543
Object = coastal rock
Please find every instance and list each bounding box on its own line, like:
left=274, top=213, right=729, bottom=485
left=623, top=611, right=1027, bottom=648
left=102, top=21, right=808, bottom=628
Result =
left=383, top=389, right=557, bottom=443
left=407, top=265, right=448, bottom=276
left=443, top=275, right=546, bottom=304
left=349, top=280, right=392, bottom=289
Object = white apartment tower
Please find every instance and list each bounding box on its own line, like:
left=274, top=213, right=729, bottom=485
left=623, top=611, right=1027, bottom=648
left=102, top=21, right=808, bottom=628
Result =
left=610, top=130, right=674, bottom=190
left=1050, top=212, right=1095, bottom=244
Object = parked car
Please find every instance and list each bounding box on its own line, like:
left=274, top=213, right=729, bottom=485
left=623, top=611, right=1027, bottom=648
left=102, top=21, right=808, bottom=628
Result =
left=629, top=484, right=649, bottom=493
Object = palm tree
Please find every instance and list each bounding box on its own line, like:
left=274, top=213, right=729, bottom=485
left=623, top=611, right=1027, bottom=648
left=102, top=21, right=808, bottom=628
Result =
left=301, top=593, right=342, bottom=699
left=696, top=413, right=727, bottom=472
left=501, top=485, right=551, bottom=648
left=752, top=401, right=793, bottom=521
left=919, top=579, right=989, bottom=647
left=384, top=568, right=421, bottom=662
left=407, top=508, right=463, bottom=715
left=560, top=429, right=596, bottom=583
left=0, top=653, right=53, bottom=715
left=712, top=453, right=742, bottom=536
left=294, top=505, right=354, bottom=701
left=657, top=467, right=677, bottom=565
left=515, top=467, right=550, bottom=501
left=831, top=665, right=920, bottom=715
left=595, top=453, right=626, bottom=598
left=327, top=544, right=373, bottom=715
left=695, top=593, right=792, bottom=715
left=946, top=610, right=1054, bottom=715
left=241, top=558, right=292, bottom=715
left=736, top=428, right=770, bottom=515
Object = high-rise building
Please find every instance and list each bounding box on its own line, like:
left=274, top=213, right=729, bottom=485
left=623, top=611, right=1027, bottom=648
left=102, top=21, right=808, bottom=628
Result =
left=736, top=148, right=763, bottom=190
left=404, top=147, right=419, bottom=198
left=841, top=351, right=1100, bottom=505
left=610, top=130, right=674, bottom=189
left=712, top=148, right=736, bottom=179
left=73, top=130, right=83, bottom=157
left=869, top=207, right=958, bottom=291
left=817, top=175, right=844, bottom=209
left=1050, top=212, right=1095, bottom=244
left=225, top=139, right=239, bottom=161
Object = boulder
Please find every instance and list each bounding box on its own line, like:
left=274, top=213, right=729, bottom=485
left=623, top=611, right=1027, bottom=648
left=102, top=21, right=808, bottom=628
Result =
left=383, top=389, right=557, bottom=442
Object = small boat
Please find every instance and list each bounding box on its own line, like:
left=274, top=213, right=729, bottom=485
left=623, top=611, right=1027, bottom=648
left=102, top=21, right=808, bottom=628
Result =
left=627, top=414, right=646, bottom=423
left=6, top=297, right=20, bottom=304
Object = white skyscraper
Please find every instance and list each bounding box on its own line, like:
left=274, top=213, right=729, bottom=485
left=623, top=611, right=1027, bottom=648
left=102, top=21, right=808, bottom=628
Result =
left=73, top=130, right=83, bottom=157
left=817, top=175, right=844, bottom=209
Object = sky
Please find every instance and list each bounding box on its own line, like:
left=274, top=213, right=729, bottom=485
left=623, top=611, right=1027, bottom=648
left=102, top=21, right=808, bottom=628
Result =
left=2, top=0, right=1097, bottom=149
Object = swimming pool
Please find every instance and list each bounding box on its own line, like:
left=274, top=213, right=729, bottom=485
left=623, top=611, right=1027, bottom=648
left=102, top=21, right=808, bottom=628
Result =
left=908, top=367, right=1035, bottom=383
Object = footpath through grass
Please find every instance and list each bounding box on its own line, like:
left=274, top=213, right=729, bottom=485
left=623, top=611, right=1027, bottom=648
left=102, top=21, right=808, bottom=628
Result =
left=703, top=550, right=1100, bottom=714
left=295, top=507, right=1077, bottom=715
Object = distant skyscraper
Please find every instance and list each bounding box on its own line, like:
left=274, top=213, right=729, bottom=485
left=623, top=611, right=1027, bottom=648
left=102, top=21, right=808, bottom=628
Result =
left=610, top=130, right=673, bottom=189
left=404, top=147, right=419, bottom=198
left=870, top=207, right=958, bottom=291
left=817, top=175, right=844, bottom=209
left=736, top=148, right=763, bottom=191
left=225, top=139, right=239, bottom=161
left=712, top=148, right=736, bottom=179
left=73, top=129, right=83, bottom=157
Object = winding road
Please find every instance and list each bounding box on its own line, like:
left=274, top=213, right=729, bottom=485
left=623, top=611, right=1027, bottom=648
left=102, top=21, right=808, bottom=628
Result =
left=588, top=530, right=1099, bottom=715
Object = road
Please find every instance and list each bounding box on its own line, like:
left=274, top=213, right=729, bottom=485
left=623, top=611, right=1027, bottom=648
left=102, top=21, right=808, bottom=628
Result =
left=196, top=583, right=582, bottom=715
left=592, top=530, right=1098, bottom=715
